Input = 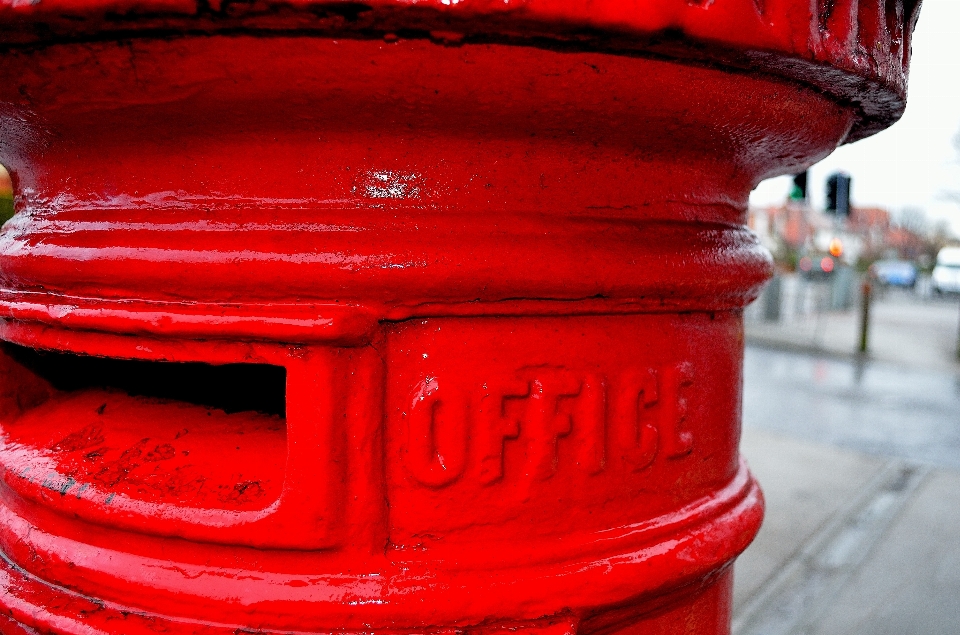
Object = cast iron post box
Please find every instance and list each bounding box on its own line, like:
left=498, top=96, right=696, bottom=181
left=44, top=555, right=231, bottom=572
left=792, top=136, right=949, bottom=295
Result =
left=0, top=0, right=919, bottom=633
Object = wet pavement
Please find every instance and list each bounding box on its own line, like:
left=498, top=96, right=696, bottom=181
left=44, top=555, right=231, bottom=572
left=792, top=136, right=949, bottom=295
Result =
left=734, top=344, right=960, bottom=635
left=745, top=275, right=960, bottom=374
left=743, top=345, right=960, bottom=470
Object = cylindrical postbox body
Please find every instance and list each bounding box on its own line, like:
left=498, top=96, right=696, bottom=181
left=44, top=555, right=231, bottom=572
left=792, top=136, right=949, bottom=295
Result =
left=0, top=2, right=918, bottom=633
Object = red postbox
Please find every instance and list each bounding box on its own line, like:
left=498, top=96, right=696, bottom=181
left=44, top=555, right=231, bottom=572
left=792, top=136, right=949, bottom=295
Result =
left=0, top=1, right=919, bottom=633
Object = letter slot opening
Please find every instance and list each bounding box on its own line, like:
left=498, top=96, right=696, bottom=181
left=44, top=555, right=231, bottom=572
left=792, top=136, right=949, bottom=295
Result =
left=1, top=343, right=285, bottom=418
left=0, top=343, right=288, bottom=516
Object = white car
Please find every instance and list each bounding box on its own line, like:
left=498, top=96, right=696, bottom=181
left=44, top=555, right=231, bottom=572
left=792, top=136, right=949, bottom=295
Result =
left=932, top=247, right=960, bottom=294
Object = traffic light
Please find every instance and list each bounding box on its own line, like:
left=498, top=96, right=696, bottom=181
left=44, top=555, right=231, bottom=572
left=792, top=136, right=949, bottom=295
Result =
left=789, top=171, right=808, bottom=202
left=828, top=237, right=843, bottom=258
left=825, top=172, right=851, bottom=216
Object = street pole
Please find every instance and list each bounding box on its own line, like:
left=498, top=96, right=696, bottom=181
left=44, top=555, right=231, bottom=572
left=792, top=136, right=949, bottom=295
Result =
left=859, top=277, right=872, bottom=354
left=956, top=299, right=960, bottom=360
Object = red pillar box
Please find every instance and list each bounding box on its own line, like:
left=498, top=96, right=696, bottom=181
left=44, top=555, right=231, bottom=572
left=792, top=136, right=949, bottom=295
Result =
left=0, top=1, right=919, bottom=634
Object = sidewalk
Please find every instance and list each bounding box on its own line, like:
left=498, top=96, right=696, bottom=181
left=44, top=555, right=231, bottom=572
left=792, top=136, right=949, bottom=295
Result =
left=735, top=283, right=960, bottom=634
left=745, top=276, right=960, bottom=374
left=734, top=427, right=960, bottom=635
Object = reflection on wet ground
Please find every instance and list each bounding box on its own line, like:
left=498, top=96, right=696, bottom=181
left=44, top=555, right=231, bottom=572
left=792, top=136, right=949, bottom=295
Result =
left=743, top=345, right=960, bottom=471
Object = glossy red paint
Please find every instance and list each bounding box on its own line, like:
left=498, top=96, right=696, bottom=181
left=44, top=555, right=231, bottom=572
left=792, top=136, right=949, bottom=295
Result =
left=0, top=1, right=918, bottom=634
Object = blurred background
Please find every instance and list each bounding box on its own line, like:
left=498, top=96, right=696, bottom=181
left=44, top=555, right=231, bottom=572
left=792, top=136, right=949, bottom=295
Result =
left=734, top=1, right=960, bottom=633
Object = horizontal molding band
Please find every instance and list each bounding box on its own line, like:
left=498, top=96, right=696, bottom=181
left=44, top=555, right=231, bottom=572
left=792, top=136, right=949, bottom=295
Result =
left=0, top=218, right=772, bottom=326
left=0, top=461, right=762, bottom=632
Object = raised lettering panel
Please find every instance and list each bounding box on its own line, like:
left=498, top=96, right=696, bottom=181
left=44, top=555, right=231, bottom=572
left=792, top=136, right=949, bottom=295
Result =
left=385, top=314, right=743, bottom=546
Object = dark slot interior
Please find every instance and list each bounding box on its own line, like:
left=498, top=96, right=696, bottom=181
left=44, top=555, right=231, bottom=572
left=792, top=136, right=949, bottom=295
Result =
left=2, top=343, right=286, bottom=418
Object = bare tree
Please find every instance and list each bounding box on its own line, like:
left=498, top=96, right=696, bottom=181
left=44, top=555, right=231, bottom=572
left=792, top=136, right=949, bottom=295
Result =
left=896, top=207, right=929, bottom=237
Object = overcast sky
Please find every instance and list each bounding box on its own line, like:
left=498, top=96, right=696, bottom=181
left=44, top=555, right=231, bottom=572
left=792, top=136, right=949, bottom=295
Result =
left=750, top=0, right=960, bottom=237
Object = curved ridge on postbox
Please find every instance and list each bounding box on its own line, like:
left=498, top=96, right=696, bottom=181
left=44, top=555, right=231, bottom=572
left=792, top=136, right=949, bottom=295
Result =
left=0, top=0, right=922, bottom=143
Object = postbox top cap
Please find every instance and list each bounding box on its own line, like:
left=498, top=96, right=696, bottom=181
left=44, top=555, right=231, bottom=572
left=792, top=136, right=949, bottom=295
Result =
left=0, top=0, right=921, bottom=142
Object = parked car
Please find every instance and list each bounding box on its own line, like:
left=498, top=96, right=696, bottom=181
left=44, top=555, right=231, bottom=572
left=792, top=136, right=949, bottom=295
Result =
left=798, top=253, right=837, bottom=280
left=870, top=259, right=917, bottom=288
left=932, top=247, right=960, bottom=294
